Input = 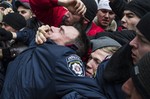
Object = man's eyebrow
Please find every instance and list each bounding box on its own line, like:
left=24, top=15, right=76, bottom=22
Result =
left=124, top=12, right=135, bottom=16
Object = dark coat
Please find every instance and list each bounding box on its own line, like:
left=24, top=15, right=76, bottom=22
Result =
left=16, top=28, right=36, bottom=46
left=95, top=43, right=134, bottom=99
left=0, top=40, right=105, bottom=99
left=95, top=59, right=126, bottom=99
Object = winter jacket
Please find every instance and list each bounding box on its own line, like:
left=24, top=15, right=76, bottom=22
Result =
left=30, top=0, right=67, bottom=27
left=87, top=22, right=104, bottom=36
left=95, top=59, right=126, bottom=99
left=0, top=40, right=105, bottom=99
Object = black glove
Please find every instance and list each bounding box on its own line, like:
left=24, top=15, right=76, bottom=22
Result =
left=0, top=28, right=13, bottom=41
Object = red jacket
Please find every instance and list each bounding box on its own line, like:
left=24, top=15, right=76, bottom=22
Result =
left=29, top=0, right=67, bottom=27
left=87, top=23, right=104, bottom=36
left=30, top=0, right=104, bottom=37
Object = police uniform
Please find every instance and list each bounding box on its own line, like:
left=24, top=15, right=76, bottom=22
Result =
left=0, top=40, right=104, bottom=99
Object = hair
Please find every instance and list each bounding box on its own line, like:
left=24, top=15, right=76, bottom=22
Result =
left=100, top=46, right=120, bottom=54
left=73, top=22, right=90, bottom=57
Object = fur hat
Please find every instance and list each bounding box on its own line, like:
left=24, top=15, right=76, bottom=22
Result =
left=15, top=0, right=30, bottom=9
left=125, top=0, right=150, bottom=18
left=136, top=12, right=150, bottom=42
left=81, top=0, right=97, bottom=22
left=2, top=13, right=26, bottom=30
left=131, top=52, right=150, bottom=99
left=91, top=36, right=121, bottom=52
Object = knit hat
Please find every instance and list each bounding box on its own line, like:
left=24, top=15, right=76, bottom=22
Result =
left=81, top=0, right=97, bottom=22
left=15, top=0, right=30, bottom=9
left=2, top=13, right=26, bottom=30
left=136, top=12, right=150, bottom=42
left=91, top=36, right=121, bottom=52
left=131, top=52, right=150, bottom=99
left=0, top=1, right=12, bottom=9
left=125, top=0, right=150, bottom=18
left=97, top=0, right=111, bottom=10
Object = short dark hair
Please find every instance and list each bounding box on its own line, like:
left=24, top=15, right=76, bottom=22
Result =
left=73, top=22, right=90, bottom=57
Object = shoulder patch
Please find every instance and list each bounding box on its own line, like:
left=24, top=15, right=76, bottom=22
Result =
left=66, top=54, right=85, bottom=77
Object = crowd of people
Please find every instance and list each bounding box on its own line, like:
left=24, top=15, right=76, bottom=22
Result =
left=0, top=0, right=150, bottom=99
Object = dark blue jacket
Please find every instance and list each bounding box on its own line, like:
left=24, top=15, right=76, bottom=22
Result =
left=0, top=40, right=105, bottom=99
left=95, top=59, right=126, bottom=99
left=16, top=28, right=36, bottom=46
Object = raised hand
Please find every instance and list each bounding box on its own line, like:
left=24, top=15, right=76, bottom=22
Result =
left=58, top=0, right=86, bottom=16
left=36, top=25, right=50, bottom=44
left=3, top=8, right=14, bottom=15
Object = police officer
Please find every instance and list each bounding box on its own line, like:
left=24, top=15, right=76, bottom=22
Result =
left=0, top=23, right=106, bottom=99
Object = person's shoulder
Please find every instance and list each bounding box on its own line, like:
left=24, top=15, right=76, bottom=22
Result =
left=35, top=41, right=75, bottom=56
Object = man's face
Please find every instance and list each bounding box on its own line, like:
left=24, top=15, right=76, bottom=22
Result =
left=121, top=10, right=140, bottom=31
left=86, top=49, right=110, bottom=77
left=17, top=6, right=32, bottom=20
left=129, top=29, right=150, bottom=64
left=47, top=25, right=79, bottom=45
left=97, top=9, right=115, bottom=29
left=122, top=78, right=142, bottom=99
left=63, top=12, right=81, bottom=26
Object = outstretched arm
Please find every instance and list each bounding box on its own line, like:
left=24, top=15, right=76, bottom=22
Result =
left=30, top=0, right=86, bottom=26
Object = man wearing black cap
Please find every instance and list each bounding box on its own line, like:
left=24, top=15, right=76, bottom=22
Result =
left=29, top=0, right=101, bottom=36
left=109, top=0, right=150, bottom=31
left=15, top=0, right=43, bottom=35
left=1, top=12, right=26, bottom=32
left=0, top=12, right=27, bottom=42
left=129, top=12, right=150, bottom=66
left=122, top=52, right=150, bottom=99
left=122, top=13, right=150, bottom=99
left=15, top=0, right=33, bottom=20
